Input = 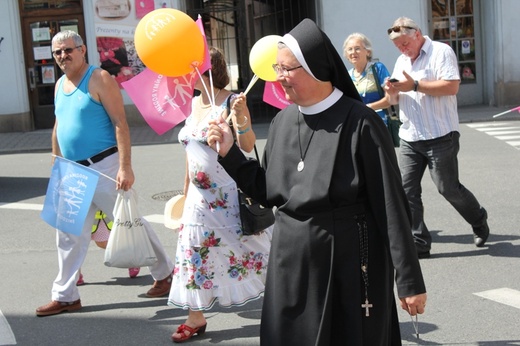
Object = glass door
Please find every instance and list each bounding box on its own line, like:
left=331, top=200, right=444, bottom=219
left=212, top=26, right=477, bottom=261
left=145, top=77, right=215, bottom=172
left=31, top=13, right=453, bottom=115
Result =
left=22, top=16, right=85, bottom=129
left=430, top=0, right=483, bottom=105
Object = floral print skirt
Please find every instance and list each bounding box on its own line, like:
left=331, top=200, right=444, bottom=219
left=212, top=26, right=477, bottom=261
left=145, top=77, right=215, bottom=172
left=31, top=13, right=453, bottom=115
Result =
left=167, top=190, right=272, bottom=311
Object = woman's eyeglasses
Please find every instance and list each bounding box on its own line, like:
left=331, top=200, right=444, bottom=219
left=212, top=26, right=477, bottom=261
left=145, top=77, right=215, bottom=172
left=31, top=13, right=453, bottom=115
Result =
left=387, top=26, right=415, bottom=35
left=345, top=46, right=365, bottom=54
left=52, top=46, right=81, bottom=57
left=272, top=64, right=303, bottom=76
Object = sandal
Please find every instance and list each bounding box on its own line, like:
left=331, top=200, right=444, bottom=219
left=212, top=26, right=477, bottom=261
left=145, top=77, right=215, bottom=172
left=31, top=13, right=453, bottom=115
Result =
left=171, top=323, right=207, bottom=343
left=76, top=273, right=84, bottom=286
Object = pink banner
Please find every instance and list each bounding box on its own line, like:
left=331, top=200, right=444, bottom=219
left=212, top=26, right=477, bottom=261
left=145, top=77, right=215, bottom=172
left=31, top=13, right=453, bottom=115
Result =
left=263, top=81, right=292, bottom=110
left=121, top=17, right=211, bottom=135
left=122, top=69, right=198, bottom=135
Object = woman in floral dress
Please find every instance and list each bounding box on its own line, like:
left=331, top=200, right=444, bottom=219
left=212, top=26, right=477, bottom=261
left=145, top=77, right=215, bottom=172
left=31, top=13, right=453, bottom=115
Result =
left=168, top=47, right=271, bottom=343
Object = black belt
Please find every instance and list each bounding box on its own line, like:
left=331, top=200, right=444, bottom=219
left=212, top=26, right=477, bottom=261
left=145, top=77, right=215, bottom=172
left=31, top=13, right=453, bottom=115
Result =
left=76, top=147, right=118, bottom=166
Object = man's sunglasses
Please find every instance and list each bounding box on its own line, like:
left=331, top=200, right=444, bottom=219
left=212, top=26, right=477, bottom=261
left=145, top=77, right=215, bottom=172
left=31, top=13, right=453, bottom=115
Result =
left=52, top=46, right=81, bottom=57
left=387, top=26, right=416, bottom=35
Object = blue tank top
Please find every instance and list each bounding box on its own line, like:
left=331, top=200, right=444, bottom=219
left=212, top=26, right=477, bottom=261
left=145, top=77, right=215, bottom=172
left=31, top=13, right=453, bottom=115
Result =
left=55, top=65, right=117, bottom=161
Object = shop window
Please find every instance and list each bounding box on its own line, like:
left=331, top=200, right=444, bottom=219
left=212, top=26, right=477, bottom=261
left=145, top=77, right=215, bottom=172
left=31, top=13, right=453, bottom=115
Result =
left=431, top=0, right=476, bottom=84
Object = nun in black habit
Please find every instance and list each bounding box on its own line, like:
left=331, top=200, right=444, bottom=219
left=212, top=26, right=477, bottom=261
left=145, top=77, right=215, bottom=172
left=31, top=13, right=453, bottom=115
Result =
left=208, top=18, right=427, bottom=346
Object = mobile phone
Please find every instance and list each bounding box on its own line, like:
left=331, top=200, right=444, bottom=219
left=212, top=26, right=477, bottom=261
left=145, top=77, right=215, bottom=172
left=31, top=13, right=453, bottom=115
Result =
left=388, top=78, right=399, bottom=83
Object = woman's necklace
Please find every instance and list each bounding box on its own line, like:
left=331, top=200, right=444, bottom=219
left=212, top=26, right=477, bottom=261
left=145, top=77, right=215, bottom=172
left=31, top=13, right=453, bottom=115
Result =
left=199, top=88, right=221, bottom=108
left=297, top=111, right=322, bottom=172
left=195, top=88, right=221, bottom=125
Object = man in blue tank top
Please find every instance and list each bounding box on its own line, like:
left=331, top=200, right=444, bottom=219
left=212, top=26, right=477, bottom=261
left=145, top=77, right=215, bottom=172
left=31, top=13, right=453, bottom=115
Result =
left=36, top=31, right=174, bottom=317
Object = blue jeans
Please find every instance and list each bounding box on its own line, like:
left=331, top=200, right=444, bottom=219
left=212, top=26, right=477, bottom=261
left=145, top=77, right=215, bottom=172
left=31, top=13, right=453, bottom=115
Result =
left=399, top=131, right=485, bottom=252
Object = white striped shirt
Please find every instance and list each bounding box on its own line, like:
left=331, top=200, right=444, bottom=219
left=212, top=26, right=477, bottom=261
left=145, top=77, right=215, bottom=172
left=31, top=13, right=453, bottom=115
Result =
left=392, top=36, right=460, bottom=142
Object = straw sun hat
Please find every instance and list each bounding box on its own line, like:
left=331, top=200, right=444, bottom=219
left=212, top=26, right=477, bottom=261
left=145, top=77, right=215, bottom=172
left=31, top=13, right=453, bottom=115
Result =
left=163, top=194, right=185, bottom=230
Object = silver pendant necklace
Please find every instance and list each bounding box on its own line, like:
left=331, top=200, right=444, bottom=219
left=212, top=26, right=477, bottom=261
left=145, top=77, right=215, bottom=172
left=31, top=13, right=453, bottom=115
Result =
left=297, top=111, right=321, bottom=172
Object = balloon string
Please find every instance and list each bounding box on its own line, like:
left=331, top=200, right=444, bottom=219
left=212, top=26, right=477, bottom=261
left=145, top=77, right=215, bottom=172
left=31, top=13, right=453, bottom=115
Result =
left=224, top=74, right=259, bottom=124
left=209, top=69, right=216, bottom=105
left=195, top=66, right=221, bottom=152
left=207, top=69, right=222, bottom=131
left=202, top=68, right=220, bottom=118
left=243, top=74, right=259, bottom=96
left=194, top=67, right=216, bottom=109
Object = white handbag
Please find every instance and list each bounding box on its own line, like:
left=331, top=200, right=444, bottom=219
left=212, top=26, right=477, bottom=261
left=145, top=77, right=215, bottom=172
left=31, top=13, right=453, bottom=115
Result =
left=104, top=189, right=158, bottom=268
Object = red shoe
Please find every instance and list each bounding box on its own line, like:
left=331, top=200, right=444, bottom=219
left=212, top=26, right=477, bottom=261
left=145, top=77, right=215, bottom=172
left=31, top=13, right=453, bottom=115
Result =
left=76, top=273, right=84, bottom=286
left=128, top=267, right=140, bottom=278
left=171, top=323, right=207, bottom=343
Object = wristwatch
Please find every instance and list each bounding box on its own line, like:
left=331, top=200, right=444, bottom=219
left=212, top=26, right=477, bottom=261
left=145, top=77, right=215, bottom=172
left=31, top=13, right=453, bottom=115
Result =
left=413, top=80, right=419, bottom=92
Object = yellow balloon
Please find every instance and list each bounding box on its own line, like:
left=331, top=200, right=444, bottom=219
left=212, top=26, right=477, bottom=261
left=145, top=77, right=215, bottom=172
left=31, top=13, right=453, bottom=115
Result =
left=134, top=9, right=204, bottom=76
left=249, top=35, right=282, bottom=82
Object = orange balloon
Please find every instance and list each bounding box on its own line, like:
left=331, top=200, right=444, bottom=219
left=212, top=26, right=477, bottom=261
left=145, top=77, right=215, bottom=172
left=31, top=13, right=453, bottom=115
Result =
left=134, top=9, right=204, bottom=76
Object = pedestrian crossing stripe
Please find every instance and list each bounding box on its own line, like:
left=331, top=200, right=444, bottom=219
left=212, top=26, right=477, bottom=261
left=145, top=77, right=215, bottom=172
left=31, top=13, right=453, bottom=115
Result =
left=0, top=309, right=16, bottom=345
left=474, top=288, right=520, bottom=310
left=466, top=122, right=520, bottom=149
left=0, top=202, right=163, bottom=225
left=0, top=202, right=41, bottom=211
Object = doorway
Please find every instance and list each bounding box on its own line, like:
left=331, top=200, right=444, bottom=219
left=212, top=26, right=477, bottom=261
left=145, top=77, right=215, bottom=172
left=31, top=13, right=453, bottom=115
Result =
left=21, top=16, right=86, bottom=129
left=429, top=0, right=483, bottom=105
left=19, top=0, right=86, bottom=129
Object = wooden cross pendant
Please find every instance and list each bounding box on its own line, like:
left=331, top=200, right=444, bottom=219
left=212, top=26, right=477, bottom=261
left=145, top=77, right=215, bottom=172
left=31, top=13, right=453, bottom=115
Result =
left=362, top=298, right=373, bottom=317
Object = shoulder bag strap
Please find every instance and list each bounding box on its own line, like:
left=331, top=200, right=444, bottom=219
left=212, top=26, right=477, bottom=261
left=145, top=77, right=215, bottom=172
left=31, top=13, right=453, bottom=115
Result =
left=370, top=64, right=397, bottom=116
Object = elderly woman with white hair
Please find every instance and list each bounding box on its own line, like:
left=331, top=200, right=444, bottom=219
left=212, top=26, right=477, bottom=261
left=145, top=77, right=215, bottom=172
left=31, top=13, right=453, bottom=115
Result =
left=343, top=32, right=393, bottom=127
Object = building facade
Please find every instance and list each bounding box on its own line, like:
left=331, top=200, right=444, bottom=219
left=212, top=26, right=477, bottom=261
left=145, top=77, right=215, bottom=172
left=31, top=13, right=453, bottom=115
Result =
left=1, top=0, right=518, bottom=133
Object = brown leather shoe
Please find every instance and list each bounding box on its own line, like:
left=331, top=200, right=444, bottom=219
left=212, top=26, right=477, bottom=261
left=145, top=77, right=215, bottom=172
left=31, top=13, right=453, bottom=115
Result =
left=36, top=299, right=82, bottom=317
left=146, top=274, right=173, bottom=298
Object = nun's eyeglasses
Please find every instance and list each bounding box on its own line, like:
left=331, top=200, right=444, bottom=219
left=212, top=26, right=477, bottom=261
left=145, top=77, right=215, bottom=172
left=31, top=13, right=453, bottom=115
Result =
left=387, top=26, right=415, bottom=35
left=272, top=64, right=303, bottom=76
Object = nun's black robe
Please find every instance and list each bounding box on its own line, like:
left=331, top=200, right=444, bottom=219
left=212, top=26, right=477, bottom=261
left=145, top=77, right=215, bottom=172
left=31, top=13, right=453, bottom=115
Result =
left=219, top=94, right=425, bottom=346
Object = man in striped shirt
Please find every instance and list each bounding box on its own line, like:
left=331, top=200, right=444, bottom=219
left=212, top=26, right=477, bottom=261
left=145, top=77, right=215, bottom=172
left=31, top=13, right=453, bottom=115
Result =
left=384, top=17, right=489, bottom=259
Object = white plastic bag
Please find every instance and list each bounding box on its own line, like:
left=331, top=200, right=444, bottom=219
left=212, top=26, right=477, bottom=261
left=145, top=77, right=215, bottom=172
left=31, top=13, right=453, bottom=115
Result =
left=104, top=189, right=158, bottom=268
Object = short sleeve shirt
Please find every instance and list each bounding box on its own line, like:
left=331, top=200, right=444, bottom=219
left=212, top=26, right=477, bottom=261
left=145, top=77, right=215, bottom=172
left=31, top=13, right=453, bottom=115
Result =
left=391, top=36, right=461, bottom=142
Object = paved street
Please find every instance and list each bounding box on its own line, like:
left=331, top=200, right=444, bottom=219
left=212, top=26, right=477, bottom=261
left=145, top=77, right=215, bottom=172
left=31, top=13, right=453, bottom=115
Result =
left=1, top=108, right=520, bottom=345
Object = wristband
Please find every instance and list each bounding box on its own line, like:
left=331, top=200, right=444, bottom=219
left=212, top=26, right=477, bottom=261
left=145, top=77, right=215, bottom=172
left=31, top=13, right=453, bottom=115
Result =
left=413, top=80, right=419, bottom=92
left=237, top=126, right=250, bottom=135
